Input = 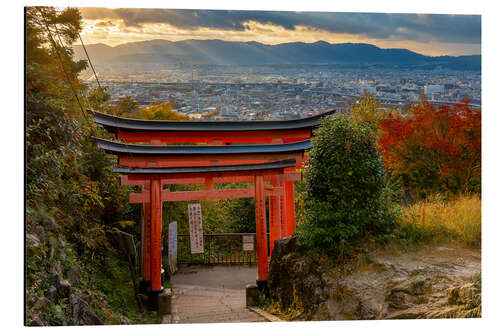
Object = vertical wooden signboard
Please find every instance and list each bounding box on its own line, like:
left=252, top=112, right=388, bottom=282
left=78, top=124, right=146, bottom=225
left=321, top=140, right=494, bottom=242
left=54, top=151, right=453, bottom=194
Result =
left=188, top=203, right=204, bottom=254
left=168, top=221, right=177, bottom=273
left=242, top=235, right=254, bottom=251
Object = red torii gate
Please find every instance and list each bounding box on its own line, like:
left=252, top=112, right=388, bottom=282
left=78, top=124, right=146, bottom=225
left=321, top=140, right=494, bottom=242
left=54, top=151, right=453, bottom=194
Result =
left=92, top=110, right=334, bottom=305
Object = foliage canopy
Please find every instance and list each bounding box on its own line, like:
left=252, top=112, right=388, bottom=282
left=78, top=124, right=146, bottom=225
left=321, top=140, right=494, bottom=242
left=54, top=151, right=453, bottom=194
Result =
left=26, top=7, right=141, bottom=325
left=378, top=99, right=481, bottom=195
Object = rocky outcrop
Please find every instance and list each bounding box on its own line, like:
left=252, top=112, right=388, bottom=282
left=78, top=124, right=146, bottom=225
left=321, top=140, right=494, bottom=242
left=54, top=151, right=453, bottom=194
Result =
left=26, top=210, right=132, bottom=326
left=268, top=237, right=333, bottom=319
left=57, top=280, right=72, bottom=299
left=268, top=239, right=481, bottom=321
left=120, top=315, right=134, bottom=325
left=70, top=293, right=104, bottom=325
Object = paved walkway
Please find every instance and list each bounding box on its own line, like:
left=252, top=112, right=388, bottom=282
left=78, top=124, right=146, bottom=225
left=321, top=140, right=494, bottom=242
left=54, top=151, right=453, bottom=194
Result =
left=164, top=265, right=266, bottom=324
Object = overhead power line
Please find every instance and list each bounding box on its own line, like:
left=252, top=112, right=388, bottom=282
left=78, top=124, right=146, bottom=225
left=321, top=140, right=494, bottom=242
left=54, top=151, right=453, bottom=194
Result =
left=36, top=7, right=92, bottom=127
left=78, top=32, right=102, bottom=90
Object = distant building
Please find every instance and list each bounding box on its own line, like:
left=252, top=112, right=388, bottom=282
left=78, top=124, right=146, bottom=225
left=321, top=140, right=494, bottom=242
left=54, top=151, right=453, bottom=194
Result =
left=424, top=84, right=444, bottom=95
left=360, top=84, right=376, bottom=95
left=192, top=64, right=197, bottom=81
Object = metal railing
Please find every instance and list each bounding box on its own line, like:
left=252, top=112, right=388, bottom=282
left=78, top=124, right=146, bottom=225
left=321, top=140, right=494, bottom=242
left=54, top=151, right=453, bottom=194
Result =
left=166, top=233, right=259, bottom=265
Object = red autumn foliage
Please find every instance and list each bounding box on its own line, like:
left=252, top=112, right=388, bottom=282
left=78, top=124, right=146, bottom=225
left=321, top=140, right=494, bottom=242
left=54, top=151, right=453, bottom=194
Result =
left=378, top=99, right=481, bottom=194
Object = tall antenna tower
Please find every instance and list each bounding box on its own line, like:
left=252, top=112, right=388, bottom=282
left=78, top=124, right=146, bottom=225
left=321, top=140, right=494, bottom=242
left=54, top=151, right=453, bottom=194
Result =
left=192, top=64, right=197, bottom=81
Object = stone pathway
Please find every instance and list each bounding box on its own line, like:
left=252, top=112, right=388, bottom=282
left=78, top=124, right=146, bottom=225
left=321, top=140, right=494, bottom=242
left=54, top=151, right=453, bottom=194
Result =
left=164, top=265, right=267, bottom=324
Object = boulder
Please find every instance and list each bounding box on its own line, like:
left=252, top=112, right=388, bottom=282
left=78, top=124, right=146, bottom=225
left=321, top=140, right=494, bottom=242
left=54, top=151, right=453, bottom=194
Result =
left=268, top=237, right=330, bottom=319
left=26, top=294, right=39, bottom=308
left=50, top=261, right=63, bottom=279
left=268, top=240, right=481, bottom=321
left=70, top=293, right=104, bottom=325
left=31, top=297, right=50, bottom=313
left=26, top=234, right=40, bottom=247
left=28, top=316, right=45, bottom=326
left=120, top=315, right=133, bottom=325
left=79, top=291, right=92, bottom=303
left=34, top=225, right=45, bottom=242
left=45, top=286, right=58, bottom=300
left=43, top=216, right=56, bottom=231
left=68, top=263, right=81, bottom=286
left=57, top=280, right=72, bottom=299
left=355, top=298, right=382, bottom=319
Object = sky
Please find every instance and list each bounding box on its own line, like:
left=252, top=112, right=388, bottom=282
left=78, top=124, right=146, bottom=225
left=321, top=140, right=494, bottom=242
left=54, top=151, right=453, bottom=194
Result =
left=78, top=7, right=481, bottom=57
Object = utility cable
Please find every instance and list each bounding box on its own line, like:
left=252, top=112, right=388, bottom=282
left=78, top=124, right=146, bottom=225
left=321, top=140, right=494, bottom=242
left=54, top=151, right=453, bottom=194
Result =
left=78, top=32, right=102, bottom=91
left=36, top=7, right=93, bottom=129
left=50, top=12, right=96, bottom=113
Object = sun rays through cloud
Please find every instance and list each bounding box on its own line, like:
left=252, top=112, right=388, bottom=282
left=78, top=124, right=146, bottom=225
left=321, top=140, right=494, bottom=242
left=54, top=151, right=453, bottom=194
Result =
left=77, top=8, right=481, bottom=56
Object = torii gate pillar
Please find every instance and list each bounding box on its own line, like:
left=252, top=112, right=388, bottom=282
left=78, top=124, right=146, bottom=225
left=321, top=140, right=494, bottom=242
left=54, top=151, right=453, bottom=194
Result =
left=254, top=174, right=268, bottom=289
left=150, top=176, right=163, bottom=297
left=139, top=182, right=151, bottom=293
left=269, top=176, right=280, bottom=255
left=285, top=181, right=296, bottom=236
left=279, top=177, right=287, bottom=238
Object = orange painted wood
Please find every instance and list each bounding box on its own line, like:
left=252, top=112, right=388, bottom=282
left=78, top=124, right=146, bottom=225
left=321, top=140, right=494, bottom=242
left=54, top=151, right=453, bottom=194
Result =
left=255, top=175, right=268, bottom=281
left=130, top=185, right=284, bottom=204
left=121, top=175, right=146, bottom=186
left=141, top=202, right=146, bottom=280
left=118, top=152, right=303, bottom=168
left=117, top=129, right=312, bottom=144
left=211, top=139, right=224, bottom=145
left=150, top=176, right=162, bottom=291
left=142, top=182, right=151, bottom=282
left=126, top=168, right=286, bottom=183
left=279, top=177, right=287, bottom=239
left=130, top=190, right=150, bottom=204
left=155, top=172, right=301, bottom=185
left=156, top=186, right=283, bottom=202
left=204, top=177, right=214, bottom=190
left=279, top=172, right=302, bottom=182
left=285, top=181, right=296, bottom=237
left=269, top=176, right=280, bottom=256
left=161, top=187, right=253, bottom=202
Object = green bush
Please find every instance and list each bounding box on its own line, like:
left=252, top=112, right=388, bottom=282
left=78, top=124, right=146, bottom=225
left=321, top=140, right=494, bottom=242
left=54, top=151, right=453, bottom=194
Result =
left=296, top=117, right=395, bottom=256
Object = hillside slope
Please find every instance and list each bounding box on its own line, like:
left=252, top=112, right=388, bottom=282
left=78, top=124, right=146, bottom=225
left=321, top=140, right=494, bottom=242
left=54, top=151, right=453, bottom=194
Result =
left=73, top=39, right=481, bottom=69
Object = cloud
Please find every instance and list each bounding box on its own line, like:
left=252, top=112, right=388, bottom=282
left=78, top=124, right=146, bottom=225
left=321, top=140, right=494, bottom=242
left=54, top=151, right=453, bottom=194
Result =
left=79, top=8, right=481, bottom=45
left=95, top=20, right=115, bottom=27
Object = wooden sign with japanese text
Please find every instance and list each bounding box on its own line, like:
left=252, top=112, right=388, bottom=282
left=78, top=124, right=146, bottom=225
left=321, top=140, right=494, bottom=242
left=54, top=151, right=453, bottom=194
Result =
left=188, top=204, right=204, bottom=254
left=242, top=234, right=254, bottom=251
left=168, top=221, right=178, bottom=273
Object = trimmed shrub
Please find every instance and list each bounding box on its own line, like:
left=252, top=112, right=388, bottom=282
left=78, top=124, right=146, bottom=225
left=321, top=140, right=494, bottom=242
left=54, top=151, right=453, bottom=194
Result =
left=296, top=117, right=395, bottom=256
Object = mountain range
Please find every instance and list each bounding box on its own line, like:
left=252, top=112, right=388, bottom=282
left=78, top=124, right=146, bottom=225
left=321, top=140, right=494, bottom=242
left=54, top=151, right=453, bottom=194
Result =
left=73, top=39, right=481, bottom=70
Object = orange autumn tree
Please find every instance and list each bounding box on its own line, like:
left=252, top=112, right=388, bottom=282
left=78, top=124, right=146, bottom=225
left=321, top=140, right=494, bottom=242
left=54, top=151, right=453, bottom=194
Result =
left=131, top=102, right=190, bottom=121
left=378, top=99, right=481, bottom=195
left=348, top=95, right=400, bottom=131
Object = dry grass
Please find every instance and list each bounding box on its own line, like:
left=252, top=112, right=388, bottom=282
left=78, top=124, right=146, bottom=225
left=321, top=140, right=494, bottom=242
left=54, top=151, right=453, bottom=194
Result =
left=399, top=194, right=481, bottom=247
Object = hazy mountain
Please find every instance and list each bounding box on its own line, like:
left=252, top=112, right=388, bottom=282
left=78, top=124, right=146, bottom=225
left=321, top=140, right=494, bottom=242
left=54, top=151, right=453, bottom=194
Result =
left=73, top=39, right=481, bottom=70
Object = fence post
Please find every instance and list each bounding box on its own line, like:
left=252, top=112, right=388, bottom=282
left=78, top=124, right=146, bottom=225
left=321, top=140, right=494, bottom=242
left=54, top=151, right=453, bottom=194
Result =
left=207, top=235, right=211, bottom=264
